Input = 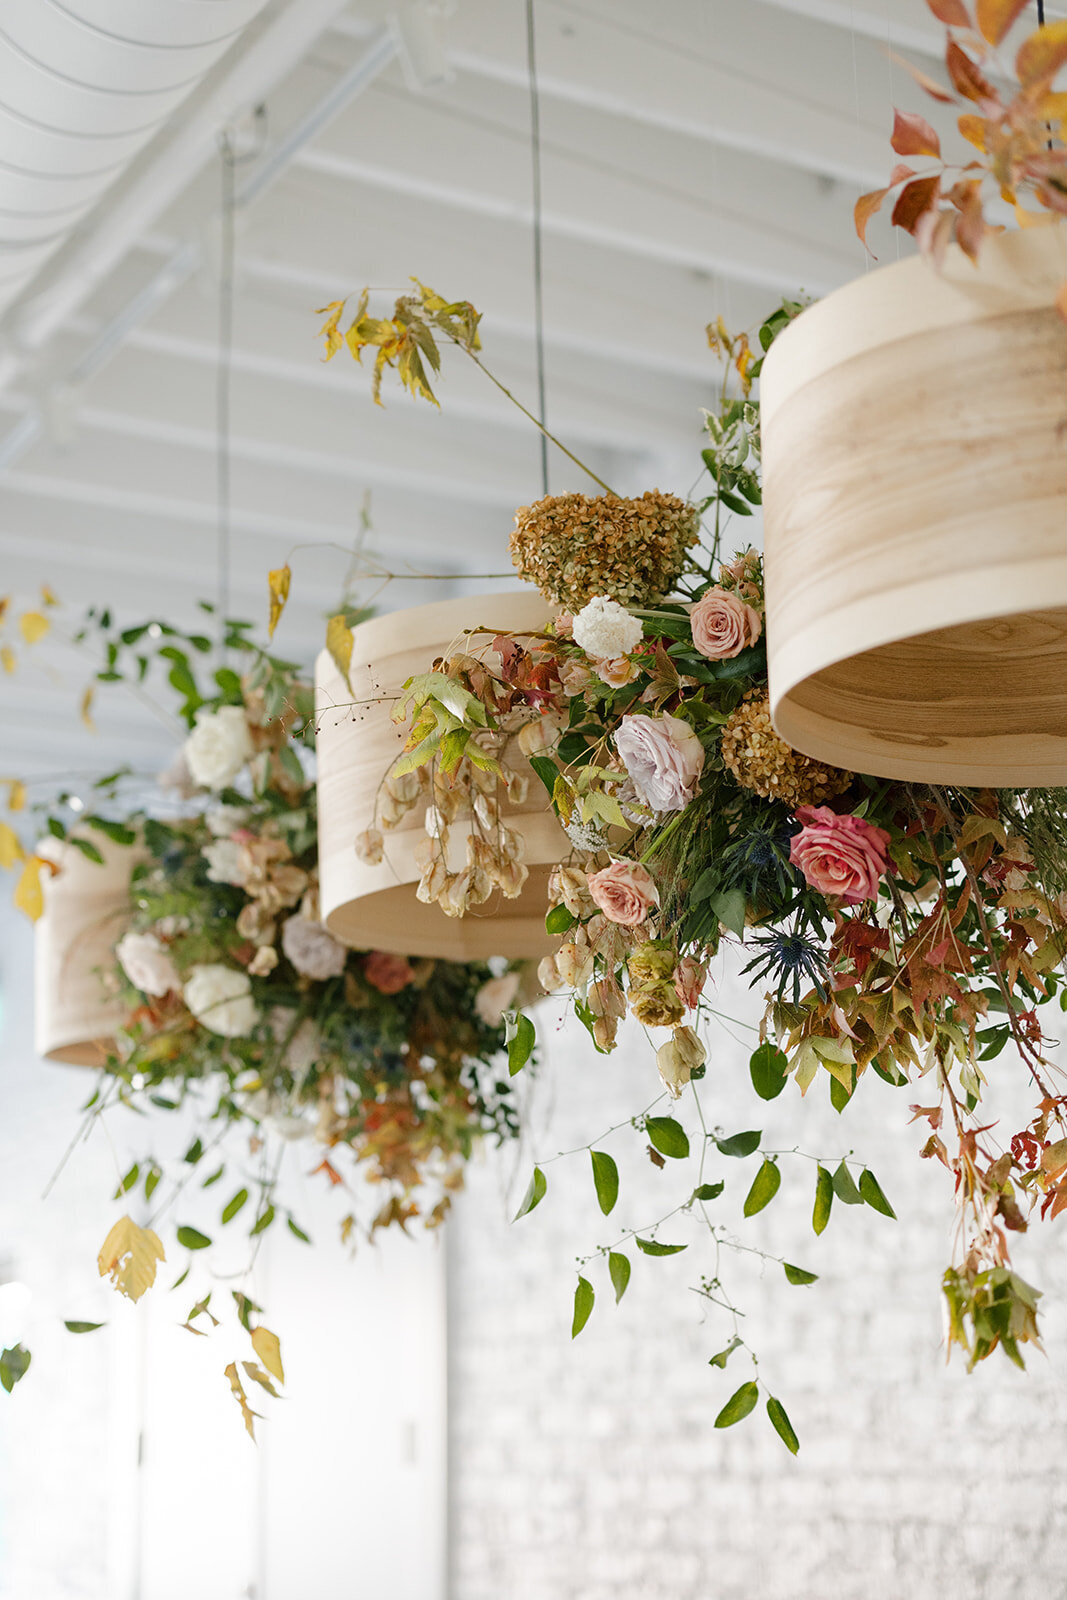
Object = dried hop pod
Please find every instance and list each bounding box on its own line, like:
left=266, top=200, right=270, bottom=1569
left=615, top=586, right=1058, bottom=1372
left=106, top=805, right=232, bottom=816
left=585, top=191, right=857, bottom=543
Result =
left=510, top=491, right=700, bottom=610
left=721, top=692, right=853, bottom=808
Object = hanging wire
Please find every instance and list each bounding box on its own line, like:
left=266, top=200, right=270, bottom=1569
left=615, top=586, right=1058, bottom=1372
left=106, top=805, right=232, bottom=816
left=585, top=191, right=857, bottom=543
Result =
left=525, top=0, right=550, bottom=498
left=216, top=130, right=236, bottom=657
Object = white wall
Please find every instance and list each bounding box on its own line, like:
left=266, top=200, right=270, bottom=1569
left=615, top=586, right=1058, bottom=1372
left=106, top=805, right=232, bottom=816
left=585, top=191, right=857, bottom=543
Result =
left=447, top=956, right=1067, bottom=1600
left=0, top=900, right=447, bottom=1600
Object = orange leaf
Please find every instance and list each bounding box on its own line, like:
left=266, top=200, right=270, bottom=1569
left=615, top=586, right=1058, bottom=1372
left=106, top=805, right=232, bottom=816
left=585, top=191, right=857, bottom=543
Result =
left=891, top=175, right=941, bottom=233
left=975, top=0, right=1031, bottom=45
left=1017, top=19, right=1067, bottom=90
left=897, top=56, right=957, bottom=104
left=891, top=108, right=942, bottom=158
left=855, top=187, right=888, bottom=248
left=958, top=112, right=987, bottom=149
left=1055, top=281, right=1067, bottom=322
left=927, top=0, right=972, bottom=24
left=946, top=40, right=997, bottom=103
left=311, top=1158, right=344, bottom=1188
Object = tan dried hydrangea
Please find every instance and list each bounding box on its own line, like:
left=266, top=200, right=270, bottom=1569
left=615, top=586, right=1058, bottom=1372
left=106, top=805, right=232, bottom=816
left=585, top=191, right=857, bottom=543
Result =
left=510, top=491, right=700, bottom=609
left=721, top=692, right=853, bottom=808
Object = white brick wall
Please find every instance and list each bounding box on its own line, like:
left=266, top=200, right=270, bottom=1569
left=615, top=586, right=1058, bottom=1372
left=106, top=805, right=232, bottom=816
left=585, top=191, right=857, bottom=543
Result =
left=447, top=953, right=1067, bottom=1600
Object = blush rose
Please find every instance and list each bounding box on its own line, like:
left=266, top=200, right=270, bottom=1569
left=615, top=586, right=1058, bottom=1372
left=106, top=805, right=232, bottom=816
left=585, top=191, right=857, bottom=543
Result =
left=789, top=806, right=890, bottom=905
left=587, top=860, right=659, bottom=927
left=364, top=950, right=416, bottom=995
left=689, top=587, right=762, bottom=660
left=615, top=713, right=704, bottom=814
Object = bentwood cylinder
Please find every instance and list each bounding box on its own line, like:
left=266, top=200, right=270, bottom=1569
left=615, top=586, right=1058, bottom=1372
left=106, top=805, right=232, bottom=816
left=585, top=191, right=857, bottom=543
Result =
left=35, top=835, right=136, bottom=1066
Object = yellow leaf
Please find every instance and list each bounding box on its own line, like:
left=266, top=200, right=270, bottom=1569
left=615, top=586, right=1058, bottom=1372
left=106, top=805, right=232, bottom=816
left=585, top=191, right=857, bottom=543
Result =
left=959, top=813, right=1008, bottom=849
left=40, top=584, right=58, bottom=607
left=242, top=1358, right=280, bottom=1399
left=0, top=647, right=14, bottom=675
left=4, top=779, right=25, bottom=812
left=80, top=685, right=96, bottom=731
left=315, top=299, right=348, bottom=361
left=267, top=565, right=291, bottom=640
left=224, top=1361, right=260, bottom=1440
left=326, top=613, right=354, bottom=692
left=19, top=611, right=49, bottom=645
left=13, top=854, right=45, bottom=920
left=250, top=1324, right=285, bottom=1384
left=0, top=822, right=24, bottom=869
left=97, top=1216, right=166, bottom=1301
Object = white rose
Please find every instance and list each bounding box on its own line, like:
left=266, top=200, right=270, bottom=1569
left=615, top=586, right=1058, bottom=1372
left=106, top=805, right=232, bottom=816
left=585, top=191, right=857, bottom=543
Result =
left=615, top=713, right=704, bottom=814
left=656, top=1026, right=706, bottom=1099
left=202, top=837, right=247, bottom=886
left=115, top=931, right=179, bottom=998
left=184, top=963, right=258, bottom=1038
left=572, top=596, right=643, bottom=661
left=183, top=707, right=254, bottom=791
left=281, top=914, right=349, bottom=981
left=205, top=804, right=248, bottom=837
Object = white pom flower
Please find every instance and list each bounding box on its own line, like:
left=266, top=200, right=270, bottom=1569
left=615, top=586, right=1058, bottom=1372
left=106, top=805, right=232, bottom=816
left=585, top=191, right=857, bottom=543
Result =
left=183, top=707, right=254, bottom=791
left=281, top=914, right=348, bottom=981
left=115, top=931, right=179, bottom=998
left=184, top=963, right=258, bottom=1038
left=205, top=804, right=248, bottom=837
left=202, top=838, right=247, bottom=886
left=572, top=595, right=643, bottom=661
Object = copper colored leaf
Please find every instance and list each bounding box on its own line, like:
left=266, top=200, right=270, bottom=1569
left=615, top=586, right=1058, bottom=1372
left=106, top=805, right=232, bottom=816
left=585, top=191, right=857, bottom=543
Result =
left=891, top=108, right=942, bottom=157
left=855, top=187, right=888, bottom=247
left=897, top=55, right=957, bottom=103
left=1055, top=281, right=1067, bottom=322
left=946, top=41, right=997, bottom=102
left=927, top=0, right=972, bottom=24
left=1017, top=19, right=1067, bottom=90
left=267, top=565, right=290, bottom=640
left=891, top=175, right=941, bottom=233
left=975, top=0, right=1029, bottom=43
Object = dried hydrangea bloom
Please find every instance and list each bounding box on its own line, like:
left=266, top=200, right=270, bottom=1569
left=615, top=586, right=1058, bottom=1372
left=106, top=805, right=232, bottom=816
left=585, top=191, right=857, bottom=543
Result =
left=510, top=490, right=700, bottom=609
left=720, top=692, right=853, bottom=809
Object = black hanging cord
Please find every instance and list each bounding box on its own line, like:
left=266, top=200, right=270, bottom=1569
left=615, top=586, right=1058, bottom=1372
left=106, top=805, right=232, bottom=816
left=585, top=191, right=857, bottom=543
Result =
left=525, top=0, right=550, bottom=498
left=1038, top=0, right=1045, bottom=23
left=216, top=130, right=236, bottom=657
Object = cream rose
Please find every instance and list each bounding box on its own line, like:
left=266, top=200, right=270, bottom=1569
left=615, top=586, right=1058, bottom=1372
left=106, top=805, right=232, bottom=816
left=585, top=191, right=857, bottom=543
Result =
left=115, top=931, right=179, bottom=997
left=202, top=837, right=247, bottom=887
left=184, top=963, right=258, bottom=1037
left=183, top=706, right=254, bottom=791
left=657, top=1026, right=706, bottom=1099
left=689, top=587, right=762, bottom=660
left=475, top=971, right=521, bottom=1026
left=615, top=713, right=704, bottom=814
left=587, top=860, right=659, bottom=927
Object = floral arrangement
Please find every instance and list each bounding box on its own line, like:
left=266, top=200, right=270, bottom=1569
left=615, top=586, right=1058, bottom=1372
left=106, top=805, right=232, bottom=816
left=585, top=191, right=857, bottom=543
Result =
left=319, top=293, right=1067, bottom=1451
left=1, top=606, right=525, bottom=1425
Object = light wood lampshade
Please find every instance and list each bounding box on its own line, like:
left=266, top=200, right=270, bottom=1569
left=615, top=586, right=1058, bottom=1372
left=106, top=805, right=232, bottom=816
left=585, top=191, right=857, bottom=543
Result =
left=761, top=225, right=1067, bottom=785
left=34, top=835, right=135, bottom=1066
left=315, top=591, right=567, bottom=960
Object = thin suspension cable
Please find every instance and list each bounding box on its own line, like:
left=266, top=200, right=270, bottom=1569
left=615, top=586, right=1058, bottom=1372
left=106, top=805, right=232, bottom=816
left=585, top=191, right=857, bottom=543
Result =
left=216, top=130, right=236, bottom=656
left=525, top=0, right=549, bottom=498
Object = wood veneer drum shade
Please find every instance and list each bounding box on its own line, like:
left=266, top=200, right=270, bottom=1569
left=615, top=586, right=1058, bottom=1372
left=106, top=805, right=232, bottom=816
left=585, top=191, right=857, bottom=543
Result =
left=34, top=836, right=136, bottom=1066
left=760, top=225, right=1067, bottom=786
left=315, top=592, right=567, bottom=960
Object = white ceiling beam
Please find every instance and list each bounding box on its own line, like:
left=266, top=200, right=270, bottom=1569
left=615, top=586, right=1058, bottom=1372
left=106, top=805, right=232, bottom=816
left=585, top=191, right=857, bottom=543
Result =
left=754, top=0, right=1067, bottom=55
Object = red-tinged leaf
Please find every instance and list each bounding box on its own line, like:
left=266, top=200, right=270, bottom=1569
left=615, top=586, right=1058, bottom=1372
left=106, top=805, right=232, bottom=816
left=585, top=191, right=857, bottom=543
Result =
left=1055, top=282, right=1067, bottom=322
left=892, top=175, right=941, bottom=233
left=1049, top=1179, right=1067, bottom=1220
left=927, top=0, right=972, bottom=25
left=891, top=108, right=942, bottom=158
left=1017, top=20, right=1067, bottom=90
left=897, top=55, right=957, bottom=104
left=855, top=187, right=888, bottom=247
left=946, top=41, right=997, bottom=103
left=889, top=163, right=918, bottom=186
left=975, top=0, right=1031, bottom=45
left=953, top=181, right=987, bottom=260
left=916, top=207, right=958, bottom=267
left=311, top=1158, right=344, bottom=1188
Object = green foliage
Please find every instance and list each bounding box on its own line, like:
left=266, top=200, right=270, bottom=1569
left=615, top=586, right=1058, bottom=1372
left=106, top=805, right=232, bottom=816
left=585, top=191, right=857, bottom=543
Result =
left=715, top=1130, right=761, bottom=1159
left=714, top=1381, right=759, bottom=1428
left=749, top=1042, right=788, bottom=1101
left=514, top=1167, right=547, bottom=1220
left=783, top=1263, right=818, bottom=1286
left=636, top=1237, right=687, bottom=1257
left=831, top=1162, right=864, bottom=1206
left=590, top=1150, right=619, bottom=1216
left=708, top=1337, right=742, bottom=1369
left=177, top=1226, right=212, bottom=1251
left=507, top=1012, right=536, bottom=1077
left=608, top=1252, right=631, bottom=1303
left=645, top=1116, right=690, bottom=1160
left=572, top=1276, right=595, bottom=1338
left=859, top=1170, right=897, bottom=1220
left=743, top=1160, right=781, bottom=1218
left=0, top=1345, right=31, bottom=1393
left=766, top=1395, right=800, bottom=1454
left=812, top=1166, right=833, bottom=1235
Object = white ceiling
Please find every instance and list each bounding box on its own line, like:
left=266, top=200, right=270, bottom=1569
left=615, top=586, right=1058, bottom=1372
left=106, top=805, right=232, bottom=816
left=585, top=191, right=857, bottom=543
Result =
left=0, top=0, right=1053, bottom=785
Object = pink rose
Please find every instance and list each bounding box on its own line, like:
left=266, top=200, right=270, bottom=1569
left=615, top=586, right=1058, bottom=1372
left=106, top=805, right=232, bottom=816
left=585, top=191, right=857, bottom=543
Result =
left=559, top=659, right=594, bottom=697
left=587, top=860, right=659, bottom=926
left=364, top=950, right=416, bottom=994
left=596, top=656, right=639, bottom=688
left=674, top=955, right=708, bottom=1009
left=615, top=713, right=704, bottom=814
left=789, top=806, right=890, bottom=905
left=689, top=588, right=762, bottom=660
left=554, top=612, right=574, bottom=637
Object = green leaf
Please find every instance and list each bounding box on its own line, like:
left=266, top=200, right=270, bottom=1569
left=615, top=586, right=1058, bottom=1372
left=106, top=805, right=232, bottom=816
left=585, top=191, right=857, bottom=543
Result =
left=591, top=1150, right=619, bottom=1216
left=84, top=816, right=136, bottom=847
left=545, top=903, right=576, bottom=936
left=783, top=1262, right=818, bottom=1286
left=70, top=836, right=104, bottom=865
left=715, top=1129, right=761, bottom=1158
left=184, top=1138, right=203, bottom=1166
left=176, top=1226, right=211, bottom=1251
left=766, top=1395, right=800, bottom=1455
left=572, top=1275, right=595, bottom=1338
left=709, top=887, right=748, bottom=939
left=529, top=753, right=559, bottom=797
left=513, top=1166, right=547, bottom=1220
left=507, top=1012, right=536, bottom=1077
left=64, top=1320, right=105, bottom=1334
left=708, top=1336, right=742, bottom=1369
left=646, top=1116, right=690, bottom=1160
left=221, top=1189, right=249, bottom=1224
left=715, top=1380, right=759, bottom=1428
left=743, top=1159, right=781, bottom=1218
left=201, top=1165, right=224, bottom=1189
left=144, top=1167, right=161, bottom=1202
left=813, top=1165, right=833, bottom=1235
left=608, top=1251, right=631, bottom=1303
left=859, top=1169, right=897, bottom=1219
left=250, top=1205, right=275, bottom=1237
left=693, top=1181, right=724, bottom=1202
left=831, top=1161, right=864, bottom=1206
left=287, top=1217, right=311, bottom=1243
left=0, top=1344, right=31, bottom=1393
left=116, top=1162, right=139, bottom=1197
left=749, top=1042, right=788, bottom=1101
left=635, top=1236, right=687, bottom=1256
